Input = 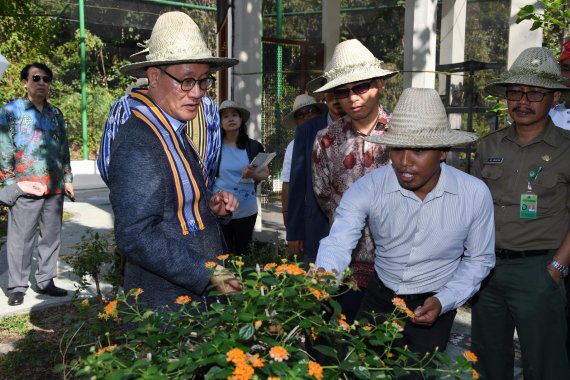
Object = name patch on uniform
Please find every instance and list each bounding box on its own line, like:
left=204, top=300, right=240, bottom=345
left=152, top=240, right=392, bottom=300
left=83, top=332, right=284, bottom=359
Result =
left=486, top=157, right=503, bottom=164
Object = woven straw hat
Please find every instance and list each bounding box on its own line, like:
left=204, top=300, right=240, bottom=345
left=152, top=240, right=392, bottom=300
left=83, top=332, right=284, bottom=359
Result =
left=314, top=39, right=398, bottom=93
left=366, top=88, right=479, bottom=148
left=282, top=94, right=328, bottom=129
left=0, top=53, right=9, bottom=80
left=218, top=100, right=250, bottom=123
left=120, top=12, right=238, bottom=77
left=485, top=47, right=570, bottom=99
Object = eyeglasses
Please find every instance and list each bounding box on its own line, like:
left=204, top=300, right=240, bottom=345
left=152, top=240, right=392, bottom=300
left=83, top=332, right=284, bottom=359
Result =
left=31, top=75, right=52, bottom=83
left=333, top=81, right=373, bottom=99
left=505, top=90, right=553, bottom=102
left=294, top=106, right=317, bottom=119
left=159, top=67, right=215, bottom=92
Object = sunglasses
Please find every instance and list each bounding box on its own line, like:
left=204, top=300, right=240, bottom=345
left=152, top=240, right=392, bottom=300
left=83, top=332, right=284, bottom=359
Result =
left=333, top=81, right=373, bottom=99
left=31, top=75, right=52, bottom=83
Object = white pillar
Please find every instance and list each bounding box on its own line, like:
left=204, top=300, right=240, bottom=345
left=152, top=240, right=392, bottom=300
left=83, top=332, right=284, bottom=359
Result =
left=232, top=1, right=263, bottom=232
left=403, top=0, right=438, bottom=89
left=322, top=0, right=341, bottom=64
left=438, top=0, right=466, bottom=130
left=232, top=0, right=263, bottom=141
left=508, top=0, right=543, bottom=67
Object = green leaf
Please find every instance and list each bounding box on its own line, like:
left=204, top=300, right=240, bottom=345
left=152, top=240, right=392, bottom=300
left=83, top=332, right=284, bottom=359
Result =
left=313, top=344, right=337, bottom=359
left=239, top=322, right=255, bottom=340
left=353, top=366, right=372, bottom=379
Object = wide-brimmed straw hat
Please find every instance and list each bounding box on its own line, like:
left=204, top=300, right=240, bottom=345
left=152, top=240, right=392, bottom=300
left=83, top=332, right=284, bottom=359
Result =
left=485, top=47, right=570, bottom=100
left=366, top=88, right=479, bottom=148
left=218, top=100, right=250, bottom=123
left=314, top=39, right=398, bottom=93
left=282, top=94, right=328, bottom=129
left=120, top=12, right=238, bottom=77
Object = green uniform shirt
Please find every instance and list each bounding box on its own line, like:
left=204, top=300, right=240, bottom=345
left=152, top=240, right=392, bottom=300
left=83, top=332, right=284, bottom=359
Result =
left=472, top=121, right=570, bottom=251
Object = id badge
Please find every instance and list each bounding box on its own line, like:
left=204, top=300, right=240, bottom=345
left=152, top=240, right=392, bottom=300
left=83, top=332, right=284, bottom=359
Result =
left=520, top=193, right=538, bottom=219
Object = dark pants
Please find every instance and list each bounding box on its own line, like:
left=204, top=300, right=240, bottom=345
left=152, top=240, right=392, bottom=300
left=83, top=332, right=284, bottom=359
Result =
left=471, top=253, right=570, bottom=380
left=356, top=274, right=457, bottom=356
left=220, top=213, right=257, bottom=255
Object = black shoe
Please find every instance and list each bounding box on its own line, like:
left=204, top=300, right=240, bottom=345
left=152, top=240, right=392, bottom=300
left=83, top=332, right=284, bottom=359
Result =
left=7, top=292, right=25, bottom=306
left=36, top=281, right=68, bottom=297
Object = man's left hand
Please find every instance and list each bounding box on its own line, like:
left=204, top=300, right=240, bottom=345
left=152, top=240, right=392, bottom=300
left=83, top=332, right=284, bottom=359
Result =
left=412, top=296, right=442, bottom=326
left=64, top=183, right=74, bottom=198
left=209, top=190, right=238, bottom=216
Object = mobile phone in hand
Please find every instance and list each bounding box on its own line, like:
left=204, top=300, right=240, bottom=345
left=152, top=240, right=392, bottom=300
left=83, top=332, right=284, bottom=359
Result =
left=65, top=190, right=75, bottom=202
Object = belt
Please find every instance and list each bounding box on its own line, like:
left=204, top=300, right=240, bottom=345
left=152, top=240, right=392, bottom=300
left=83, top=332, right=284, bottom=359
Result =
left=378, top=278, right=435, bottom=301
left=495, top=248, right=550, bottom=260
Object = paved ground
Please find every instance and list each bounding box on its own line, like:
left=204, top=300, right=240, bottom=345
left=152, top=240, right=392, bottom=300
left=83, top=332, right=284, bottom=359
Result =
left=0, top=175, right=522, bottom=376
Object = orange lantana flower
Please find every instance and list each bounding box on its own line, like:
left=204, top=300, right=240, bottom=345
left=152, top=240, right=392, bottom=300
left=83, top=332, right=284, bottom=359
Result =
left=392, top=297, right=416, bottom=318
left=463, top=350, right=478, bottom=363
left=95, top=344, right=117, bottom=356
left=205, top=261, right=217, bottom=269
left=308, top=361, right=323, bottom=380
left=104, top=300, right=118, bottom=317
left=269, top=346, right=289, bottom=362
left=275, top=263, right=306, bottom=277
left=217, top=254, right=230, bottom=261
left=175, top=295, right=191, bottom=305
left=247, top=353, right=265, bottom=368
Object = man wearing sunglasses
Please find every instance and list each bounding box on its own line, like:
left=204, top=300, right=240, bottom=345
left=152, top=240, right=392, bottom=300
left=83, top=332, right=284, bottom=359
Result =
left=0, top=62, right=73, bottom=306
left=107, top=12, right=241, bottom=310
left=310, top=39, right=397, bottom=321
left=471, top=47, right=570, bottom=379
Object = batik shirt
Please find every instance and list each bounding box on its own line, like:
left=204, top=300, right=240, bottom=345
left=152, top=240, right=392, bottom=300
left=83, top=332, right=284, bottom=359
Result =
left=312, top=106, right=390, bottom=287
left=98, top=88, right=221, bottom=189
left=0, top=98, right=72, bottom=194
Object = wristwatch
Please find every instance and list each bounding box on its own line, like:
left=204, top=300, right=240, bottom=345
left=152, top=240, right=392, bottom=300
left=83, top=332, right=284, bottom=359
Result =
left=550, top=260, right=569, bottom=278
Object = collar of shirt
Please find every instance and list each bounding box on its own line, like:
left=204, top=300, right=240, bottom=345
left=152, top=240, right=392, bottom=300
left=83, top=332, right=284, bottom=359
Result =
left=383, top=163, right=458, bottom=201
left=505, top=120, right=561, bottom=148
left=553, top=102, right=568, bottom=112
left=162, top=112, right=187, bottom=146
left=22, top=97, right=49, bottom=113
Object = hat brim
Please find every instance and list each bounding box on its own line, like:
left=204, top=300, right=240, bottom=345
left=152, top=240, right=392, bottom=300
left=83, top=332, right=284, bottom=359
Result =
left=485, top=75, right=570, bottom=101
left=219, top=105, right=250, bottom=124
left=315, top=69, right=398, bottom=93
left=282, top=102, right=328, bottom=129
left=365, top=130, right=479, bottom=148
left=120, top=57, right=239, bottom=78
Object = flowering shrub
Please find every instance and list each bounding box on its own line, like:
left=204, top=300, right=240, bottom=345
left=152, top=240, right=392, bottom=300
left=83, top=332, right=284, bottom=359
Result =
left=66, top=257, right=478, bottom=379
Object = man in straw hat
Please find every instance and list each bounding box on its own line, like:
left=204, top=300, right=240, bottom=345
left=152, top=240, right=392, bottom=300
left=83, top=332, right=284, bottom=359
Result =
left=107, top=11, right=241, bottom=309
left=550, top=39, right=570, bottom=129
left=471, top=47, right=570, bottom=379
left=280, top=94, right=327, bottom=226
left=286, top=75, right=345, bottom=266
left=315, top=87, right=494, bottom=361
left=311, top=39, right=397, bottom=321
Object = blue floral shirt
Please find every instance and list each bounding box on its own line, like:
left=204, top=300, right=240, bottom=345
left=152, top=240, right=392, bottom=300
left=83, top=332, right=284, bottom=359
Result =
left=0, top=98, right=72, bottom=194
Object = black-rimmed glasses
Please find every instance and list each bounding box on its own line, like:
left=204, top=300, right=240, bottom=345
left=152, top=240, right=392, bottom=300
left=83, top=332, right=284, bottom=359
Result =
left=31, top=75, right=52, bottom=83
left=505, top=90, right=553, bottom=102
left=159, top=68, right=215, bottom=92
left=333, top=80, right=374, bottom=99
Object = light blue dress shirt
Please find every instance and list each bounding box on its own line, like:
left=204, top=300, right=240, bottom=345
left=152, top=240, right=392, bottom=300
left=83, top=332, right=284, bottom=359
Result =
left=316, top=163, right=496, bottom=314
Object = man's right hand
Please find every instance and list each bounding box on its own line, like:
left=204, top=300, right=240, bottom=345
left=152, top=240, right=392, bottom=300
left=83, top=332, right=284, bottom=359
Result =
left=210, top=265, right=241, bottom=293
left=287, top=240, right=304, bottom=254
left=17, top=181, right=47, bottom=197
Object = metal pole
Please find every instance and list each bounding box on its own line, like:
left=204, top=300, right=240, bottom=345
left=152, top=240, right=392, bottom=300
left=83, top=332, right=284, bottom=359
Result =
left=79, top=0, right=88, bottom=160
left=276, top=0, right=283, bottom=98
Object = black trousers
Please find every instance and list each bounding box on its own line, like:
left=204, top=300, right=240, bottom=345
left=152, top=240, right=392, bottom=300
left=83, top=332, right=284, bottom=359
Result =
left=220, top=213, right=257, bottom=255
left=356, top=274, right=457, bottom=357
